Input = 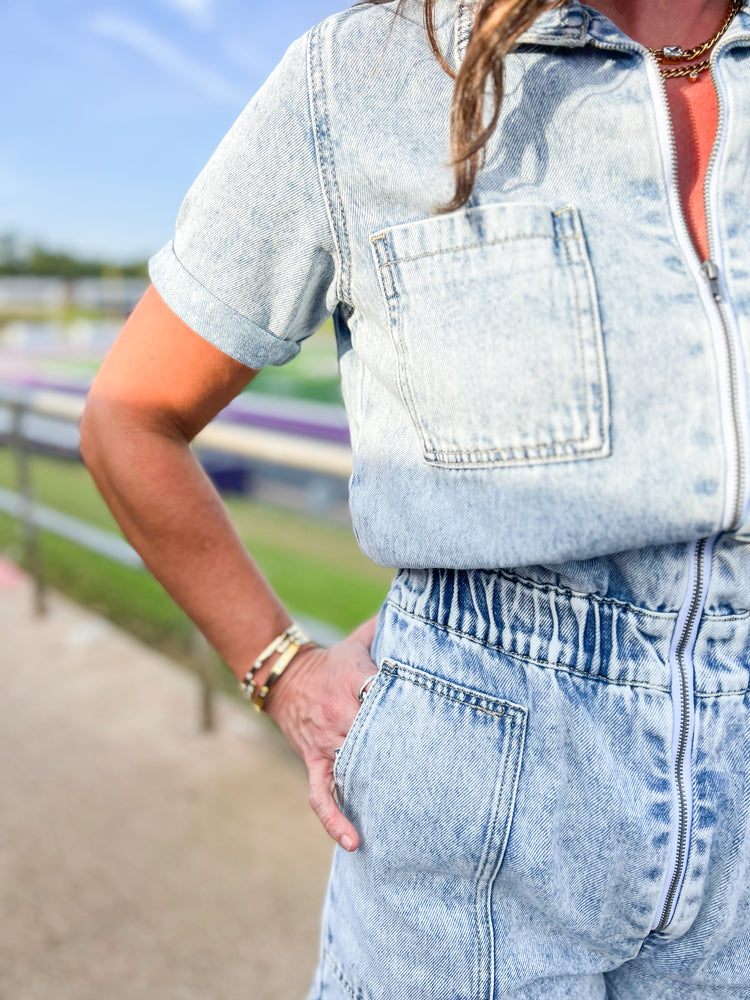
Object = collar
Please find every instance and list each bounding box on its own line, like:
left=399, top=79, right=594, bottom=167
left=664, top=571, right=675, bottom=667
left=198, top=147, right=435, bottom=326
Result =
left=519, top=1, right=750, bottom=49
left=517, top=2, right=590, bottom=46
left=455, top=1, right=750, bottom=58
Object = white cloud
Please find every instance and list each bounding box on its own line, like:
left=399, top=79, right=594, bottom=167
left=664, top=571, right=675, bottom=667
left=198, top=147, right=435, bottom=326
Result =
left=90, top=12, right=244, bottom=105
left=161, top=0, right=215, bottom=30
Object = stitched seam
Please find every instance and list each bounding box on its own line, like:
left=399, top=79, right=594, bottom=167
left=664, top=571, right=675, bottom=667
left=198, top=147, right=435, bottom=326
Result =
left=373, top=231, right=581, bottom=268
left=371, top=233, right=432, bottom=457
left=308, top=26, right=352, bottom=305
left=335, top=671, right=389, bottom=803
left=474, top=716, right=518, bottom=1000
left=559, top=213, right=594, bottom=449
left=383, top=661, right=525, bottom=719
left=425, top=435, right=605, bottom=461
left=385, top=602, right=672, bottom=693
left=497, top=568, right=750, bottom=622
left=485, top=716, right=524, bottom=999
left=495, top=568, right=676, bottom=617
left=559, top=203, right=610, bottom=456
left=489, top=711, right=527, bottom=1000
left=378, top=238, right=426, bottom=448
left=695, top=688, right=750, bottom=699
left=322, top=949, right=361, bottom=1000
left=582, top=218, right=610, bottom=456
left=481, top=724, right=512, bottom=1000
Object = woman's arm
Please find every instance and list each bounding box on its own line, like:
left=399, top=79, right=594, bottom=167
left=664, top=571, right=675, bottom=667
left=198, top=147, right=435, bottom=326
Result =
left=80, top=286, right=375, bottom=851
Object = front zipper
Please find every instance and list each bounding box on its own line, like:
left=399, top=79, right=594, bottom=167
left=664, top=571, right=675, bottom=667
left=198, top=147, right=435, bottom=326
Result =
left=585, top=29, right=745, bottom=932
left=640, top=44, right=737, bottom=933
left=651, top=536, right=715, bottom=931
left=702, top=47, right=750, bottom=531
left=644, top=46, right=749, bottom=536
left=587, top=31, right=750, bottom=535
left=701, top=258, right=747, bottom=528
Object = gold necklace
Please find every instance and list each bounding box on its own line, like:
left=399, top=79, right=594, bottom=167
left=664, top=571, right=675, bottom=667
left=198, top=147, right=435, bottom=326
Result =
left=648, top=0, right=742, bottom=81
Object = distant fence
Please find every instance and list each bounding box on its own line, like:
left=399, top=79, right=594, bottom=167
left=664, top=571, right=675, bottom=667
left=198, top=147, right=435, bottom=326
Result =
left=6, top=389, right=353, bottom=477
left=0, top=390, right=350, bottom=730
left=0, top=276, right=148, bottom=315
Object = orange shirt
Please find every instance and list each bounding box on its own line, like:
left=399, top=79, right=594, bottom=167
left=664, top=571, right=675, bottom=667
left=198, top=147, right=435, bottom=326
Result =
left=666, top=73, right=720, bottom=262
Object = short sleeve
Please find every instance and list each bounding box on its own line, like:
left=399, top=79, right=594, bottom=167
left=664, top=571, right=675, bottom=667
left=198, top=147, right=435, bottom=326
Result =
left=148, top=31, right=338, bottom=369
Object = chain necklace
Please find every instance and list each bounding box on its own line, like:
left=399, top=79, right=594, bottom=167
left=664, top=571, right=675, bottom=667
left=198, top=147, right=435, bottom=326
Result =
left=649, top=0, right=742, bottom=81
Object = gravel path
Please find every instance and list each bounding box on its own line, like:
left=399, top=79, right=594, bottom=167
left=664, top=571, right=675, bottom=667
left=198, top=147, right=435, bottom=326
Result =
left=0, top=559, right=333, bottom=1000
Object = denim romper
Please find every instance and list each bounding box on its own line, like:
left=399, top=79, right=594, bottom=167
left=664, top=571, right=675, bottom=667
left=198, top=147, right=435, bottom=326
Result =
left=149, top=1, right=750, bottom=996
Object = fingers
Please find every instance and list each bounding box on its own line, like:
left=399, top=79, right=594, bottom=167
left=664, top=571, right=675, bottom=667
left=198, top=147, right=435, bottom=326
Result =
left=266, top=625, right=377, bottom=853
left=307, top=756, right=360, bottom=852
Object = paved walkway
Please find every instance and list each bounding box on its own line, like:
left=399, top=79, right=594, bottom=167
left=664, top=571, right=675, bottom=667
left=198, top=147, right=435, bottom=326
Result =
left=0, top=559, right=333, bottom=1000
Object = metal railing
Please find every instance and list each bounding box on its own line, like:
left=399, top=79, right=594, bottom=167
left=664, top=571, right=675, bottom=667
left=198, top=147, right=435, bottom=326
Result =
left=1, top=389, right=351, bottom=730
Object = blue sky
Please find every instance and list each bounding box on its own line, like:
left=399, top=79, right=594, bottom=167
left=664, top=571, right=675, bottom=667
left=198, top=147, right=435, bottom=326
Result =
left=3, top=0, right=347, bottom=262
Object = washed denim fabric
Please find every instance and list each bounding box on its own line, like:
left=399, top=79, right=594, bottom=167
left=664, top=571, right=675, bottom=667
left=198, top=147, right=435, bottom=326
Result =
left=309, top=537, right=750, bottom=999
left=149, top=0, right=750, bottom=569
left=145, top=3, right=750, bottom=994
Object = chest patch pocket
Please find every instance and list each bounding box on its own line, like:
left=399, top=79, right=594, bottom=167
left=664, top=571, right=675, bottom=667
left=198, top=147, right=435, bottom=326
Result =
left=371, top=203, right=610, bottom=468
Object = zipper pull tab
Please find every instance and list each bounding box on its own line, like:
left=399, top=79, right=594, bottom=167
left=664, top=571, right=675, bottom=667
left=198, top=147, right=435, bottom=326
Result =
left=703, top=259, right=723, bottom=302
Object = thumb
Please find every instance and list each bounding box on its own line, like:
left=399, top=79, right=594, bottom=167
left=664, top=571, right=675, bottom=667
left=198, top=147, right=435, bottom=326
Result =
left=307, top=756, right=360, bottom=852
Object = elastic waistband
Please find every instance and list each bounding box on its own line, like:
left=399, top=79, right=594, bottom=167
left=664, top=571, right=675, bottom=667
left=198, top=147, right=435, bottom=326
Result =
left=386, top=565, right=750, bottom=696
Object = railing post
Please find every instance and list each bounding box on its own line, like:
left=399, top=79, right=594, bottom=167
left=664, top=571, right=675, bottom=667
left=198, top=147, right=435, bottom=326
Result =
left=192, top=627, right=216, bottom=732
left=10, top=402, right=47, bottom=616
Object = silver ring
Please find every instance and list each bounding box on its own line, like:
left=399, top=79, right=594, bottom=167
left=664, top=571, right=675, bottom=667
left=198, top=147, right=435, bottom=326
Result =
left=357, top=673, right=378, bottom=704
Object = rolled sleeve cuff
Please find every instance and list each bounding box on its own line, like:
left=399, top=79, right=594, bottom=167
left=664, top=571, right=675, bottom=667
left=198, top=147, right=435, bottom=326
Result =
left=148, top=242, right=301, bottom=369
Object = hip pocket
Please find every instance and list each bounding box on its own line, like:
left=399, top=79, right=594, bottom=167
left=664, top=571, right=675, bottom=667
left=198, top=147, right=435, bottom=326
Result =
left=334, top=659, right=527, bottom=882
left=324, top=659, right=528, bottom=999
left=371, top=202, right=609, bottom=468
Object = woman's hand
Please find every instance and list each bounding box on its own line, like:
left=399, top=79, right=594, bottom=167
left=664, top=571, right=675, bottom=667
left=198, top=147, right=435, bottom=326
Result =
left=264, top=617, right=379, bottom=852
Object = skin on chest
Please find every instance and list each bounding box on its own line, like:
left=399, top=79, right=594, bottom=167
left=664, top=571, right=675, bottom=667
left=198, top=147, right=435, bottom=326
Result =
left=587, top=0, right=728, bottom=262
left=662, top=71, right=719, bottom=262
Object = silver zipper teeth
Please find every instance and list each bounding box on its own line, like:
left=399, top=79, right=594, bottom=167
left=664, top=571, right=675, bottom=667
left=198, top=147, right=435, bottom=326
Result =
left=653, top=537, right=711, bottom=932
left=585, top=26, right=744, bottom=933
left=701, top=260, right=747, bottom=529
left=703, top=41, right=750, bottom=530
left=587, top=31, right=750, bottom=535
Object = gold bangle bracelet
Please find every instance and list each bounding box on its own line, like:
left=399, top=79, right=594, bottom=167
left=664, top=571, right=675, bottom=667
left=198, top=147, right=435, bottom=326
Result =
left=252, top=637, right=309, bottom=712
left=239, top=624, right=311, bottom=700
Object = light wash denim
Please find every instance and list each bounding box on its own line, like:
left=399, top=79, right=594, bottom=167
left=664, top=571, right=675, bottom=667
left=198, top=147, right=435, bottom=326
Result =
left=146, top=2, right=750, bottom=993
left=149, top=0, right=750, bottom=569
left=311, top=537, right=750, bottom=999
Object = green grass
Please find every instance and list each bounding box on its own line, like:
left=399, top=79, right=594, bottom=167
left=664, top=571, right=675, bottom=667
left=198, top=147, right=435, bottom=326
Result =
left=0, top=509, right=201, bottom=673
left=0, top=448, right=393, bottom=686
